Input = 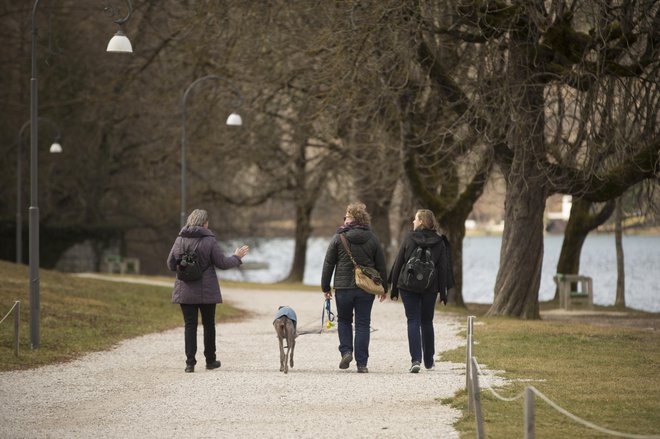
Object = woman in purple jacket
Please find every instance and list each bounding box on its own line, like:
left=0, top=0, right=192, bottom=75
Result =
left=167, top=209, right=249, bottom=373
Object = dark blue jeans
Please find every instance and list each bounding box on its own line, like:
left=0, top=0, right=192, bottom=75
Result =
left=180, top=303, right=217, bottom=366
left=335, top=288, right=375, bottom=367
left=400, top=290, right=438, bottom=368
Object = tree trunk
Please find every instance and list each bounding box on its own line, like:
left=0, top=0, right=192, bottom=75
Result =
left=487, top=24, right=546, bottom=319
left=487, top=178, right=546, bottom=318
left=283, top=127, right=324, bottom=283
left=284, top=201, right=313, bottom=283
left=553, top=198, right=615, bottom=301
left=438, top=214, right=466, bottom=307
left=614, top=197, right=626, bottom=307
left=365, top=199, right=393, bottom=263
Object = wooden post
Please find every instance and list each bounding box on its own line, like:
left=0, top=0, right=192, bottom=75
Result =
left=466, top=316, right=472, bottom=390
left=14, top=300, right=20, bottom=356
left=586, top=276, right=594, bottom=309
left=466, top=316, right=474, bottom=410
left=524, top=387, right=535, bottom=439
left=471, top=357, right=485, bottom=439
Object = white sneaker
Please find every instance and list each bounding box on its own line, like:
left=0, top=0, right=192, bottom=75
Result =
left=409, top=362, right=421, bottom=373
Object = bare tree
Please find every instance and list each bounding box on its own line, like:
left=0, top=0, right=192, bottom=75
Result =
left=3, top=0, right=657, bottom=292
left=302, top=2, right=495, bottom=303
left=394, top=0, right=660, bottom=318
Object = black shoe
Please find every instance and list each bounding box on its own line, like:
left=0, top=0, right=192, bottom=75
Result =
left=357, top=366, right=369, bottom=373
left=339, top=352, right=353, bottom=369
left=185, top=365, right=194, bottom=373
left=206, top=360, right=221, bottom=370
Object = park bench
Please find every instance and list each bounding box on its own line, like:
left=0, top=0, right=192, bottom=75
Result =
left=104, top=255, right=140, bottom=274
left=553, top=274, right=594, bottom=310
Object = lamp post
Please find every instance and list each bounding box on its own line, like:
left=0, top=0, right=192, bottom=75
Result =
left=29, top=0, right=133, bottom=349
left=180, top=75, right=243, bottom=228
left=16, top=118, right=62, bottom=264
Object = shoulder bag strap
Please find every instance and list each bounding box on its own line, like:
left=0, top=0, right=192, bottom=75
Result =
left=339, top=234, right=358, bottom=268
left=194, top=237, right=209, bottom=271
left=179, top=237, right=199, bottom=254
left=179, top=237, right=188, bottom=255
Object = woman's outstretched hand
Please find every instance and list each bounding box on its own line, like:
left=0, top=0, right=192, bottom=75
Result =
left=234, top=245, right=249, bottom=258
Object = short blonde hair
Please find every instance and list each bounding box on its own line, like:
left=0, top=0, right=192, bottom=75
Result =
left=346, top=202, right=371, bottom=225
left=186, top=209, right=209, bottom=227
left=416, top=209, right=437, bottom=231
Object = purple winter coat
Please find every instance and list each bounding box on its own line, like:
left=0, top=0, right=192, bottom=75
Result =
left=167, top=226, right=242, bottom=304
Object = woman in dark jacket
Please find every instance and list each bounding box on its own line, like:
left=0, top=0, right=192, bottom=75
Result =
left=389, top=209, right=454, bottom=373
left=167, top=209, right=249, bottom=373
left=321, top=202, right=388, bottom=373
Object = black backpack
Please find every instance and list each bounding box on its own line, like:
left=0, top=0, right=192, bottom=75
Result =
left=176, top=238, right=204, bottom=282
left=397, top=246, right=436, bottom=293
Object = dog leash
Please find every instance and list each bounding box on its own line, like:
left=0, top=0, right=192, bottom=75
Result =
left=322, top=298, right=335, bottom=330
left=296, top=299, right=336, bottom=336
left=321, top=298, right=377, bottom=333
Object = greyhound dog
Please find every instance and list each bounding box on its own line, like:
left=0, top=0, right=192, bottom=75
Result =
left=273, top=306, right=297, bottom=374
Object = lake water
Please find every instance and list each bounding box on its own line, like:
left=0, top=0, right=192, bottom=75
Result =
left=217, top=234, right=660, bottom=313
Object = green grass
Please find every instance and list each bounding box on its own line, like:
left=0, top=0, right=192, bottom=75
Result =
left=438, top=309, right=660, bottom=438
left=0, top=261, right=246, bottom=371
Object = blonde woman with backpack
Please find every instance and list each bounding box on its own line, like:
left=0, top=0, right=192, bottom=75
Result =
left=389, top=209, right=454, bottom=373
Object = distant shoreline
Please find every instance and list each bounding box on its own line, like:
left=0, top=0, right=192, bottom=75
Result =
left=464, top=228, right=660, bottom=237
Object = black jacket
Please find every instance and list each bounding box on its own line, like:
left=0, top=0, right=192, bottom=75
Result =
left=321, top=227, right=388, bottom=294
left=389, top=229, right=454, bottom=299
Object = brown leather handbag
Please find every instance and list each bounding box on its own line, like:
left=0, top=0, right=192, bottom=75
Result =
left=339, top=234, right=385, bottom=295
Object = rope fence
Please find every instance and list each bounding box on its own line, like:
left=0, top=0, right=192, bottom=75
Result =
left=465, top=316, right=660, bottom=439
left=0, top=301, right=21, bottom=356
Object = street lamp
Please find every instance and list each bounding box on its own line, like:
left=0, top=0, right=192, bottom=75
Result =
left=180, top=75, right=244, bottom=228
left=16, top=118, right=63, bottom=265
left=106, top=1, right=134, bottom=53
left=29, top=0, right=133, bottom=349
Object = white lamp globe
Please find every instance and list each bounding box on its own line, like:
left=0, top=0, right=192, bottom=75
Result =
left=107, top=30, right=133, bottom=53
left=49, top=142, right=62, bottom=153
left=226, top=112, right=242, bottom=126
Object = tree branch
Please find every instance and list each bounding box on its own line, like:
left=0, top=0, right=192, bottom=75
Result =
left=547, top=138, right=660, bottom=201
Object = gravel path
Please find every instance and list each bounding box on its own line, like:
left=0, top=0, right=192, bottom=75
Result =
left=1, top=286, right=468, bottom=438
